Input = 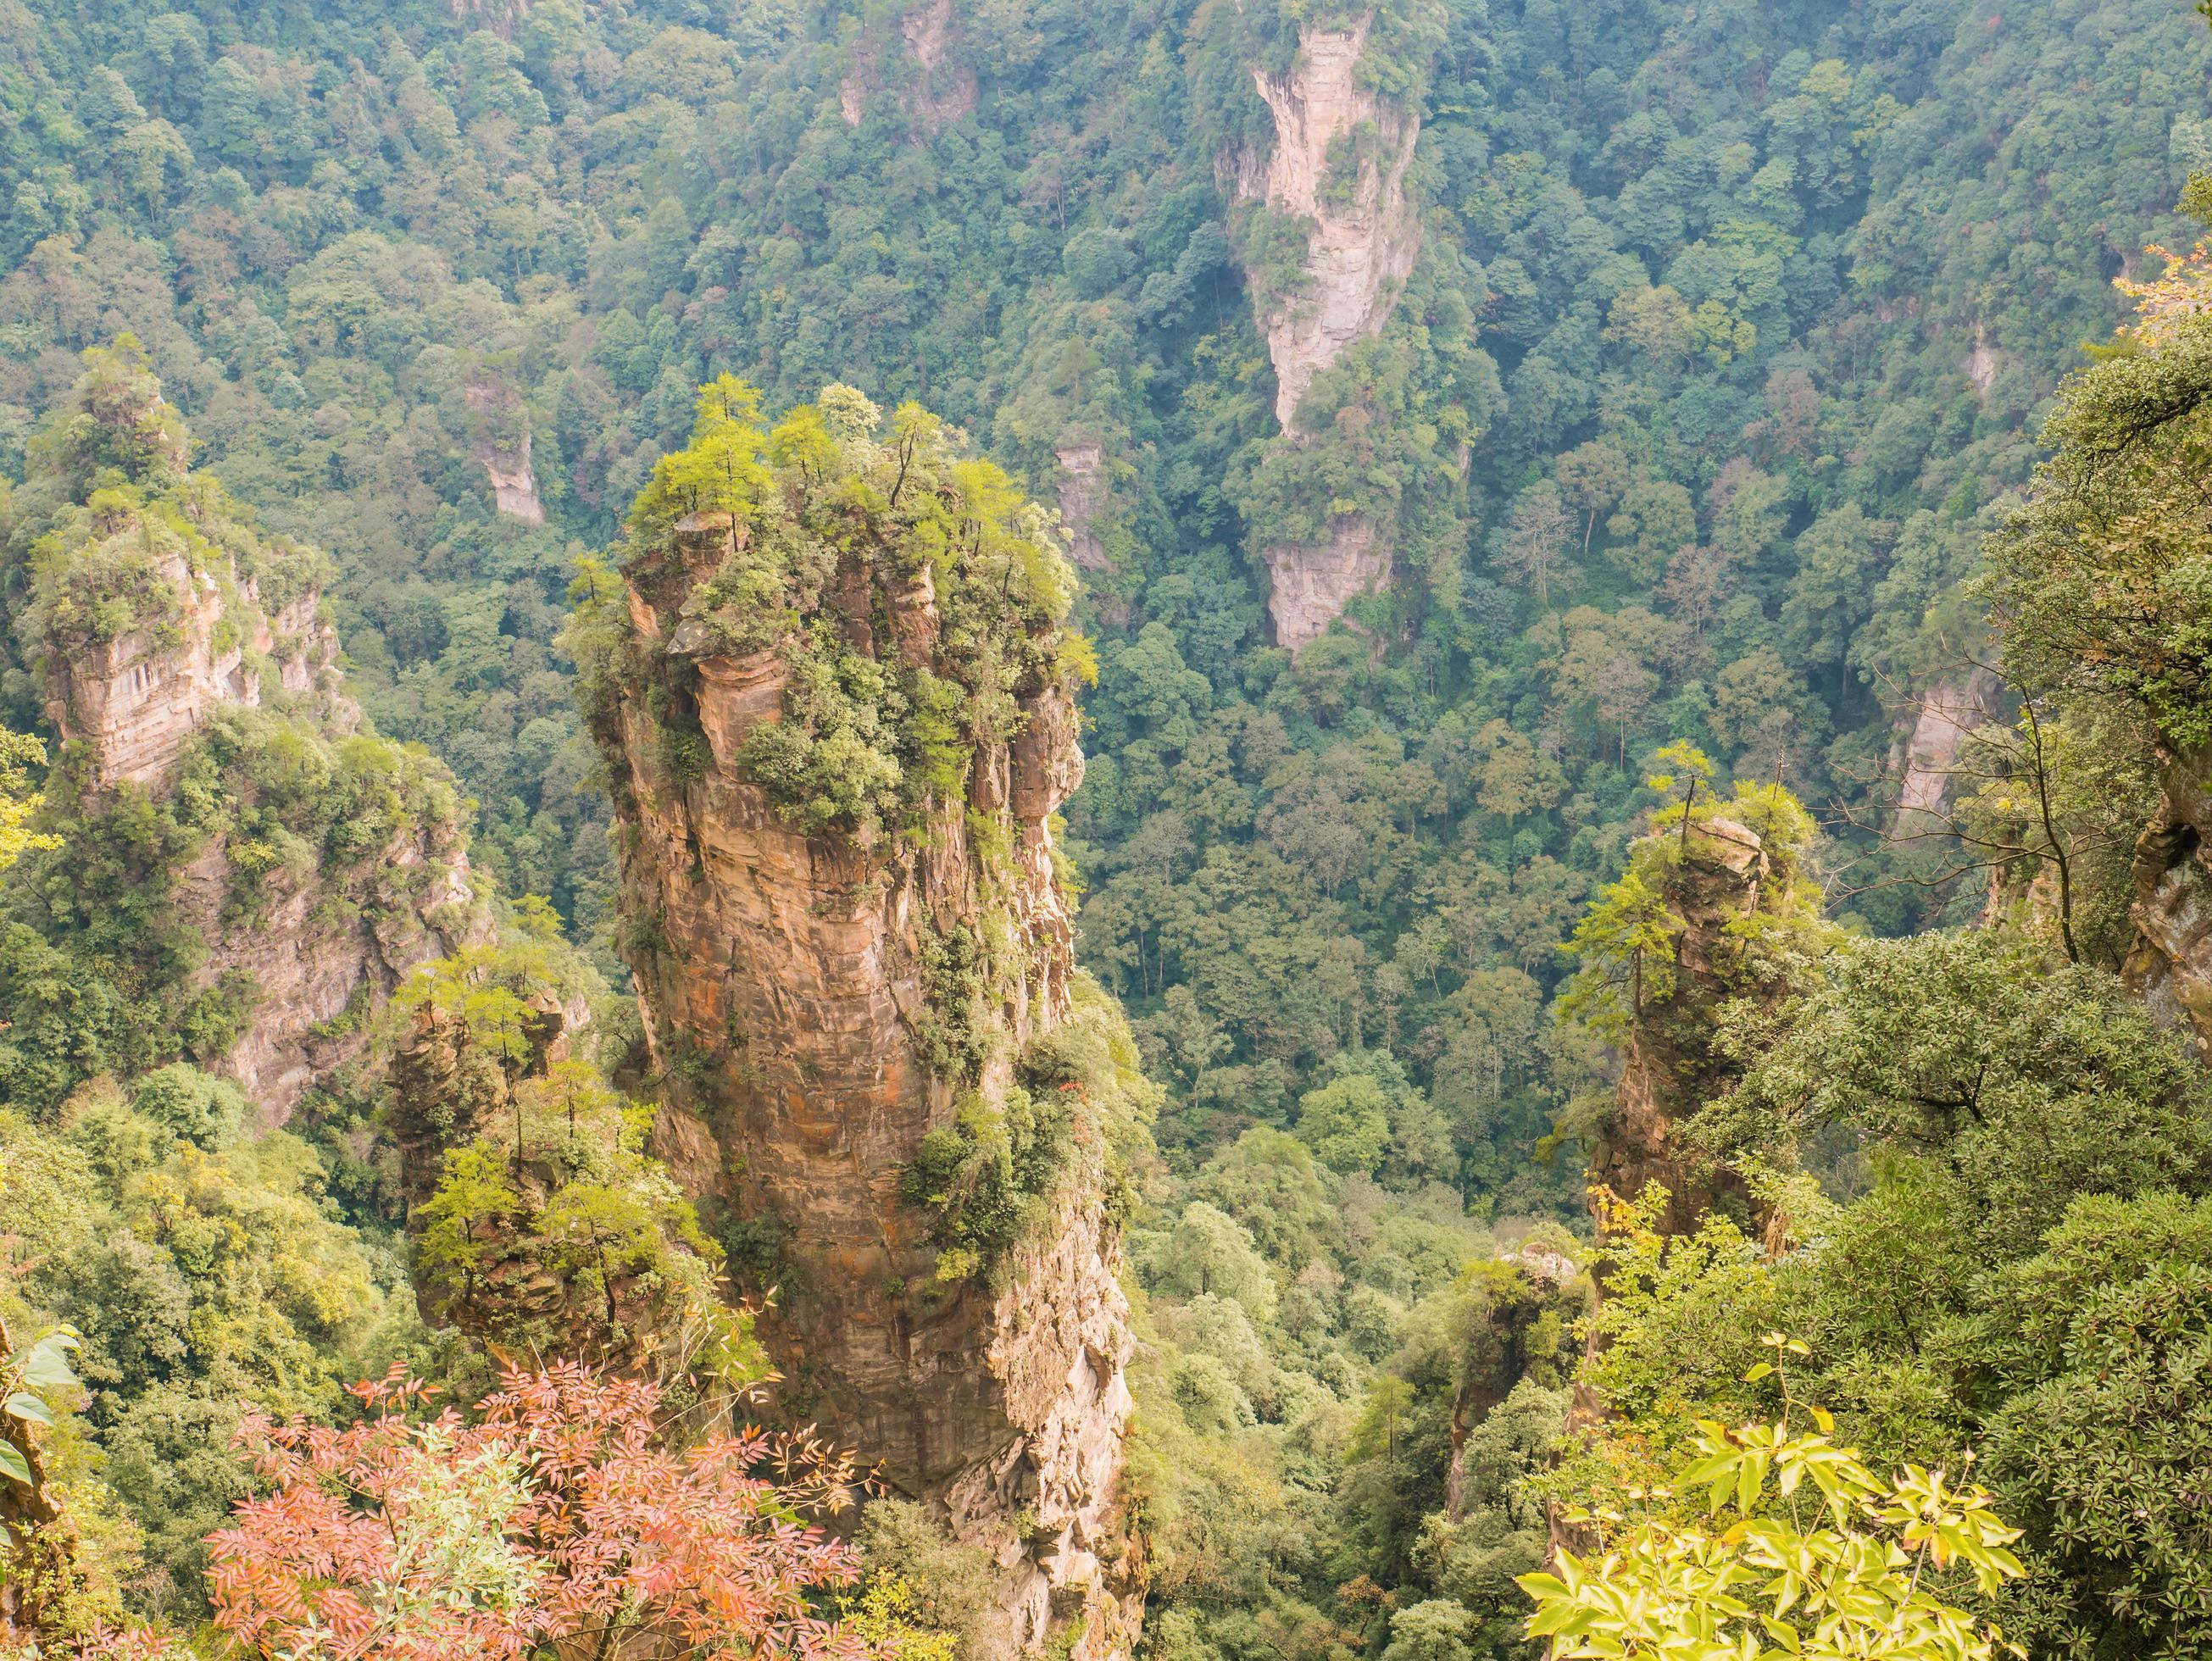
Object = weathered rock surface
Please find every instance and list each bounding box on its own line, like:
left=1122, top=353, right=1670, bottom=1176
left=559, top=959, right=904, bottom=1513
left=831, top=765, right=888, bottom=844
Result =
left=47, top=539, right=485, bottom=1121
left=2126, top=741, right=2212, bottom=1049
left=1236, top=17, right=1420, bottom=429
left=466, top=380, right=546, bottom=525
left=605, top=512, right=1137, bottom=1657
left=1893, top=669, right=1998, bottom=823
left=179, top=810, right=482, bottom=1122
left=1226, top=17, right=1421, bottom=650
left=1262, top=515, right=1391, bottom=654
left=1055, top=444, right=1113, bottom=575
left=47, top=549, right=336, bottom=792
left=1584, top=816, right=1770, bottom=1241
left=839, top=0, right=977, bottom=133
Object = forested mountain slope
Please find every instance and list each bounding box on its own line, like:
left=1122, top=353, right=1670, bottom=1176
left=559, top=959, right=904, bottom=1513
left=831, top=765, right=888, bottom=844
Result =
left=3, top=0, right=2204, bottom=1185
left=6, top=0, right=2212, bottom=1658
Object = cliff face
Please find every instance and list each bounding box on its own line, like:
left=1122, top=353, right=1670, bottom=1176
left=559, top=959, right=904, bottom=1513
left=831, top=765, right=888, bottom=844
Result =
left=1263, top=515, right=1391, bottom=655
left=47, top=547, right=336, bottom=793
left=181, top=804, right=481, bottom=1121
left=838, top=0, right=977, bottom=133
left=41, top=497, right=484, bottom=1121
left=1584, top=815, right=1772, bottom=1241
left=465, top=379, right=547, bottom=525
left=1055, top=444, right=1114, bottom=576
left=2125, top=742, right=2212, bottom=1048
left=1238, top=19, right=1420, bottom=430
left=589, top=393, right=1142, bottom=1658
left=1892, top=670, right=1998, bottom=824
left=1231, top=19, right=1421, bottom=653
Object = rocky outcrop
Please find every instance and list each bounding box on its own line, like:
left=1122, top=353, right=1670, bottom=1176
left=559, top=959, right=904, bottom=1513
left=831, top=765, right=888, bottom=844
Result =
left=1965, top=322, right=2001, bottom=399
left=466, top=380, right=546, bottom=525
left=1893, top=669, right=1999, bottom=824
left=1236, top=16, right=1420, bottom=429
left=602, top=503, right=1137, bottom=1656
left=1226, top=16, right=1422, bottom=651
left=2125, top=741, right=2212, bottom=1048
left=1584, top=815, right=1772, bottom=1241
left=47, top=549, right=337, bottom=793
left=45, top=527, right=485, bottom=1122
left=1263, top=515, right=1390, bottom=654
left=1055, top=445, right=1113, bottom=575
left=178, top=807, right=481, bottom=1122
left=838, top=0, right=977, bottom=133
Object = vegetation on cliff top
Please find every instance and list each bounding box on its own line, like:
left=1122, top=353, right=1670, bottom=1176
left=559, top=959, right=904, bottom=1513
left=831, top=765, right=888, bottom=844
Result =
left=575, top=375, right=1089, bottom=852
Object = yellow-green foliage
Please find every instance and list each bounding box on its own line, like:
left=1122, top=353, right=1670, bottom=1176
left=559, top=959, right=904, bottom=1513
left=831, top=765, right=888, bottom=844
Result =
left=0, top=728, right=58, bottom=876
left=902, top=972, right=1161, bottom=1285
left=413, top=1056, right=760, bottom=1384
left=1523, top=1340, right=2025, bottom=1661
left=0, top=1076, right=408, bottom=1618
left=587, top=380, right=1081, bottom=847
left=1561, top=747, right=1831, bottom=1040
left=13, top=343, right=328, bottom=667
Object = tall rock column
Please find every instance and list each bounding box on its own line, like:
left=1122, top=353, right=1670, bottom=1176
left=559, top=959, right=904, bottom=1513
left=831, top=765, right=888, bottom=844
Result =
left=1583, top=814, right=1775, bottom=1242
left=1233, top=14, right=1422, bottom=652
left=1558, top=789, right=1824, bottom=1476
left=1571, top=785, right=1827, bottom=1262
left=586, top=387, right=1141, bottom=1658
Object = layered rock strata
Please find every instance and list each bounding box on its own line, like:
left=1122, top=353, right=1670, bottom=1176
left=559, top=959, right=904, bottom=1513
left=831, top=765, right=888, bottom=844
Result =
left=603, top=508, right=1138, bottom=1657
left=48, top=548, right=337, bottom=792
left=47, top=536, right=483, bottom=1120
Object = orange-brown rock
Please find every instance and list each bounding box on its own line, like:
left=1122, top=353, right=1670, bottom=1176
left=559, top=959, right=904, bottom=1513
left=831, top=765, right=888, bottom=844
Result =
left=47, top=546, right=338, bottom=793
left=1583, top=815, right=1770, bottom=1240
left=44, top=526, right=486, bottom=1121
left=601, top=497, right=1137, bottom=1655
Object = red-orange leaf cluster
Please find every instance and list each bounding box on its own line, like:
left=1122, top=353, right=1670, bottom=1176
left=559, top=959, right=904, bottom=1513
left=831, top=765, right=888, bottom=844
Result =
left=194, top=1363, right=874, bottom=1661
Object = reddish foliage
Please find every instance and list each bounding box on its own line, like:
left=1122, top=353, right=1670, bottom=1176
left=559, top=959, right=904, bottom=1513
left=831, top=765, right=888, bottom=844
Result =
left=197, top=1364, right=875, bottom=1661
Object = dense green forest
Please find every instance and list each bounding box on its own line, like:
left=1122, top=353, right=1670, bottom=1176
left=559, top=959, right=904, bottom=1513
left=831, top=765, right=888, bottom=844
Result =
left=8, top=0, right=2212, bottom=1657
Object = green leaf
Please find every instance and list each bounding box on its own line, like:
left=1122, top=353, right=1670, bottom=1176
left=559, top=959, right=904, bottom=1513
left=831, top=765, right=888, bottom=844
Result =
left=1737, top=1448, right=1768, bottom=1514
left=3, top=1392, right=54, bottom=1428
left=19, top=1333, right=81, bottom=1393
left=0, top=1439, right=29, bottom=1486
